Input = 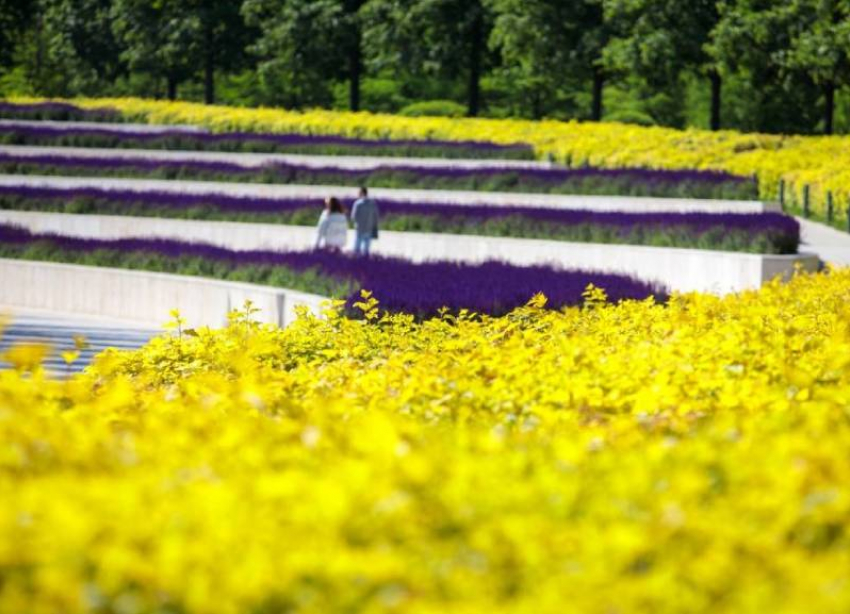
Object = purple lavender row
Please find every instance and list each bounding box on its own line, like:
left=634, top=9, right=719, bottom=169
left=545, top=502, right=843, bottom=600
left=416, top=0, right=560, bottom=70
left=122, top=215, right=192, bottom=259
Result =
left=0, top=223, right=662, bottom=315
left=0, top=121, right=534, bottom=153
left=0, top=185, right=797, bottom=238
left=0, top=151, right=752, bottom=187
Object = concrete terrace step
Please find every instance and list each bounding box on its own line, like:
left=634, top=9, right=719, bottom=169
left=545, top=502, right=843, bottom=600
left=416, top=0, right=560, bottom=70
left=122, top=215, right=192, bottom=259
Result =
left=0, top=141, right=554, bottom=172
left=0, top=209, right=819, bottom=296
left=0, top=260, right=328, bottom=331
left=0, top=306, right=157, bottom=374
left=0, top=118, right=207, bottom=134
left=0, top=174, right=777, bottom=214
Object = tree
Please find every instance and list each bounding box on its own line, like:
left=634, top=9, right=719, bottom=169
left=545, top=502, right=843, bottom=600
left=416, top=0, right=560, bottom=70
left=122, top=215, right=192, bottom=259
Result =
left=487, top=0, right=608, bottom=120
left=195, top=2, right=252, bottom=104
left=111, top=0, right=200, bottom=100
left=111, top=0, right=248, bottom=103
left=604, top=0, right=722, bottom=129
left=344, top=0, right=365, bottom=111
left=780, top=0, right=850, bottom=134
left=33, top=0, right=125, bottom=95
left=361, top=0, right=491, bottom=117
left=242, top=0, right=354, bottom=109
left=0, top=0, right=32, bottom=69
left=708, top=0, right=823, bottom=134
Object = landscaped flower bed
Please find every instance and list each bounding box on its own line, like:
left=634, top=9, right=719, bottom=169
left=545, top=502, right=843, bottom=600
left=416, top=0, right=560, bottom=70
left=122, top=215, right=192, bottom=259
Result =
left=9, top=97, right=848, bottom=220
left=0, top=121, right=536, bottom=160
left=3, top=267, right=850, bottom=614
left=0, top=224, right=662, bottom=316
left=0, top=152, right=760, bottom=200
left=0, top=185, right=798, bottom=253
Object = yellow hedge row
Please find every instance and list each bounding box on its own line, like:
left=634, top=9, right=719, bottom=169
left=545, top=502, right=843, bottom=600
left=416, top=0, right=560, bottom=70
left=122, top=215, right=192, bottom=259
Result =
left=26, top=97, right=845, bottom=221
left=3, top=270, right=850, bottom=613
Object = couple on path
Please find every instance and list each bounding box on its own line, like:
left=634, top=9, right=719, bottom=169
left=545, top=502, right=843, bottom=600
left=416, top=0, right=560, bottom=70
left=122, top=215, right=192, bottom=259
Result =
left=314, top=187, right=380, bottom=256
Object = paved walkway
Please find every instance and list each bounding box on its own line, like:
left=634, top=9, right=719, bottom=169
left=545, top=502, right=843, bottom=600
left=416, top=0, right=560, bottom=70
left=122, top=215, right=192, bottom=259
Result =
left=797, top=217, right=850, bottom=267
left=0, top=174, right=774, bottom=214
left=0, top=307, right=157, bottom=375
left=0, top=143, right=554, bottom=172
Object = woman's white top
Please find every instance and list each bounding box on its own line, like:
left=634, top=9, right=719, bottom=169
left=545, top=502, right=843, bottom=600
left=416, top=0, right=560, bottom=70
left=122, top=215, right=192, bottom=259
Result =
left=315, top=211, right=349, bottom=249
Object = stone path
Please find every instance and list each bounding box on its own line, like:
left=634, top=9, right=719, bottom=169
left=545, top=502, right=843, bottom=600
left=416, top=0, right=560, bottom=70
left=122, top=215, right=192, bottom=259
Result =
left=0, top=174, right=774, bottom=214
left=0, top=307, right=157, bottom=375
left=797, top=217, right=850, bottom=267
left=0, top=143, right=555, bottom=171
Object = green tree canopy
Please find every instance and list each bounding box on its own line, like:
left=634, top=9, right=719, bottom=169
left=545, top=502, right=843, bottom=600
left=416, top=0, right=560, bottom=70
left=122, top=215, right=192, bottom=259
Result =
left=779, top=0, right=850, bottom=134
left=604, top=0, right=721, bottom=129
left=709, top=0, right=824, bottom=133
left=487, top=0, right=607, bottom=120
left=110, top=0, right=248, bottom=102
left=111, top=0, right=200, bottom=99
left=242, top=0, right=354, bottom=109
left=0, top=0, right=33, bottom=69
left=361, top=0, right=490, bottom=116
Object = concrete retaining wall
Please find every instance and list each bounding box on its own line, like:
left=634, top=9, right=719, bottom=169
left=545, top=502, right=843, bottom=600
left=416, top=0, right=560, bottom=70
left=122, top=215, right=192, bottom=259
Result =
left=0, top=119, right=207, bottom=134
left=0, top=258, right=327, bottom=328
left=0, top=174, right=778, bottom=214
left=0, top=143, right=556, bottom=171
left=0, top=210, right=820, bottom=295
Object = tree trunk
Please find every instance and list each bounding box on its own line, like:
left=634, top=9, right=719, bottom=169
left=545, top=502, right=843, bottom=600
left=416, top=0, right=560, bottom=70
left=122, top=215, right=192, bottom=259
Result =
left=467, top=6, right=483, bottom=117
left=591, top=68, right=604, bottom=122
left=204, top=51, right=215, bottom=105
left=167, top=76, right=178, bottom=101
left=709, top=69, right=722, bottom=131
left=204, top=23, right=215, bottom=105
left=344, top=0, right=364, bottom=112
left=531, top=90, right=542, bottom=120
left=824, top=80, right=835, bottom=135
left=34, top=11, right=44, bottom=83
left=349, top=27, right=362, bottom=111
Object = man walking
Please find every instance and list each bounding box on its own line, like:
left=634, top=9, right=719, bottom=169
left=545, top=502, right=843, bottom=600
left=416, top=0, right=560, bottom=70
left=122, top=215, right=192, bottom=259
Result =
left=351, top=186, right=379, bottom=256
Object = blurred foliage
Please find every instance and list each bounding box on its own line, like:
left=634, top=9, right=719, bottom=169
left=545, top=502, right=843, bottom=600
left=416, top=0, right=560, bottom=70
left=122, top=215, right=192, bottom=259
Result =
left=1, top=0, right=849, bottom=133
left=398, top=100, right=466, bottom=118
left=5, top=269, right=850, bottom=612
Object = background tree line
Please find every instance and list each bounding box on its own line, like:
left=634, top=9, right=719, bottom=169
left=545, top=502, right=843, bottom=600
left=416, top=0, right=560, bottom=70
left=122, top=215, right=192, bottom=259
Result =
left=1, top=0, right=849, bottom=134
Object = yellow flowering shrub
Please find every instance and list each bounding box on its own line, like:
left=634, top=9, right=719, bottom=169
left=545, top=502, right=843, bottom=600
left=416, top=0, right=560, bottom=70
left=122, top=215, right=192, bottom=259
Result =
left=12, top=96, right=850, bottom=220
left=3, top=270, right=850, bottom=613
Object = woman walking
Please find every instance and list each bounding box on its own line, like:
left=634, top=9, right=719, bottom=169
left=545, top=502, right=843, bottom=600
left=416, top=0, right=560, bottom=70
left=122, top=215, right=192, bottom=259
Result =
left=314, top=197, right=349, bottom=251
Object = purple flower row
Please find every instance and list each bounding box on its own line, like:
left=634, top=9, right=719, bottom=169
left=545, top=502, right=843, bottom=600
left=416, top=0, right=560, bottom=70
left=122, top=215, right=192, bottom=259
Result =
left=0, top=150, right=754, bottom=189
left=0, top=223, right=664, bottom=316
left=0, top=184, right=797, bottom=239
left=0, top=121, right=534, bottom=154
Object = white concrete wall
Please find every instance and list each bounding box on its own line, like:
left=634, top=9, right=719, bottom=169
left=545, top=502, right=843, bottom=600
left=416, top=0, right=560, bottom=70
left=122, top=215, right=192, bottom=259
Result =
left=0, top=210, right=820, bottom=295
left=0, top=258, right=328, bottom=328
left=0, top=144, right=556, bottom=171
left=0, top=174, right=778, bottom=214
left=0, top=119, right=207, bottom=134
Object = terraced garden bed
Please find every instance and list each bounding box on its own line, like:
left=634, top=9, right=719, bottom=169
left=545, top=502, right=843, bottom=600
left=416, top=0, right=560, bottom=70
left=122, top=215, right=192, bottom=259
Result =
left=0, top=101, right=535, bottom=159
left=0, top=185, right=797, bottom=253
left=0, top=224, right=663, bottom=317
left=0, top=152, right=760, bottom=200
left=0, top=121, right=537, bottom=160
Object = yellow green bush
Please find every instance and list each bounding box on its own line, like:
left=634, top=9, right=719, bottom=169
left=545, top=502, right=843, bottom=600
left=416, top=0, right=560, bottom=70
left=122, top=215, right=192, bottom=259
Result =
left=14, top=96, right=850, bottom=221
left=3, top=270, right=850, bottom=614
